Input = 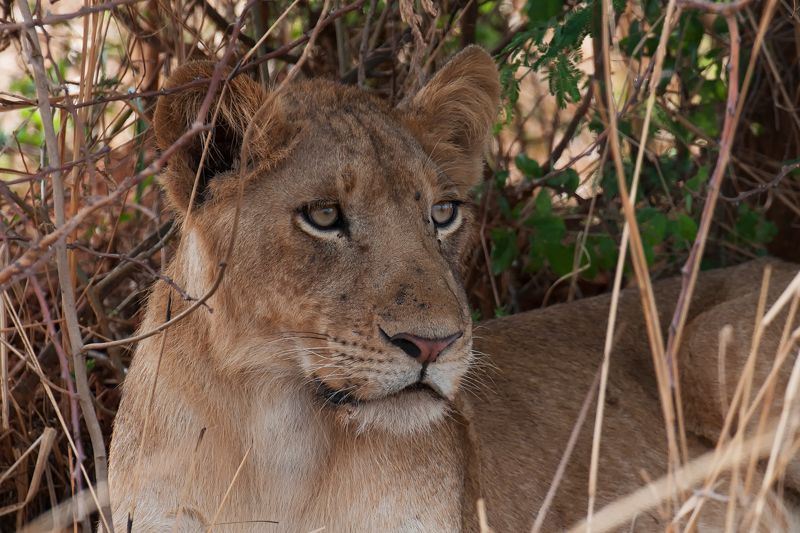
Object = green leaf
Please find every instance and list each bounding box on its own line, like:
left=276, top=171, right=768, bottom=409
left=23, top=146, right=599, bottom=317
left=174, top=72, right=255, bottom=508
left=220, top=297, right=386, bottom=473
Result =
left=546, top=243, right=576, bottom=277
left=547, top=168, right=580, bottom=192
left=490, top=227, right=518, bottom=275
left=497, top=195, right=513, bottom=220
left=494, top=305, right=510, bottom=318
left=470, top=305, right=482, bottom=323
left=535, top=189, right=553, bottom=216
left=547, top=55, right=583, bottom=108
left=515, top=153, right=542, bottom=179
left=559, top=7, right=592, bottom=47
left=527, top=234, right=546, bottom=272
left=524, top=213, right=566, bottom=245
left=527, top=0, right=561, bottom=25
left=495, top=170, right=509, bottom=189
left=637, top=207, right=666, bottom=246
left=597, top=235, right=618, bottom=271
left=688, top=105, right=720, bottom=138
left=677, top=213, right=698, bottom=242
left=642, top=241, right=655, bottom=267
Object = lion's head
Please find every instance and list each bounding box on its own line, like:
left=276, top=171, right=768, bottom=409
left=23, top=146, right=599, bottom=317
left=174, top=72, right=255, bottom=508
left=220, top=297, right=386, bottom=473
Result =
left=151, top=47, right=500, bottom=434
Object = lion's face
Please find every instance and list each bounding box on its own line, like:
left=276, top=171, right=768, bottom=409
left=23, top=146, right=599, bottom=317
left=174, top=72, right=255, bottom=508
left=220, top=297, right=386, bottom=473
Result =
left=154, top=48, right=500, bottom=434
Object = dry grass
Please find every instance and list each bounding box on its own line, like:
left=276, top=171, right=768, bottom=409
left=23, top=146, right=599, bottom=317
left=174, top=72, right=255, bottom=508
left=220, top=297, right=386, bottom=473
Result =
left=0, top=0, right=799, bottom=530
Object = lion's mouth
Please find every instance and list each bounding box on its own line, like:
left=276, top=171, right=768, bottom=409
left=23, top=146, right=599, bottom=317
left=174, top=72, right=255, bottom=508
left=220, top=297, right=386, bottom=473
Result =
left=314, top=378, right=442, bottom=406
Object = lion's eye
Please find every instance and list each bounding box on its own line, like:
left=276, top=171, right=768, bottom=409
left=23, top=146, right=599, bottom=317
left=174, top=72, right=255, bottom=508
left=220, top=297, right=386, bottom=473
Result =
left=431, top=201, right=456, bottom=227
left=306, top=205, right=341, bottom=229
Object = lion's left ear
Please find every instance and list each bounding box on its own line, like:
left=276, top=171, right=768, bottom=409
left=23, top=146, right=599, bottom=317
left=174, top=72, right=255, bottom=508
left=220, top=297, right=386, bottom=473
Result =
left=400, top=46, right=501, bottom=187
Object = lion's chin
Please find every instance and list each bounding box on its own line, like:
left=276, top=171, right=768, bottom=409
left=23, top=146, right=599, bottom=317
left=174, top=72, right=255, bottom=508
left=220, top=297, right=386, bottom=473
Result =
left=329, top=386, right=449, bottom=436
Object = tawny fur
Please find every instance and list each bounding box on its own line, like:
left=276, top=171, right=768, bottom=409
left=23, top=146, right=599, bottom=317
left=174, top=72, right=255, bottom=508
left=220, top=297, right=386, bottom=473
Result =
left=108, top=47, right=799, bottom=532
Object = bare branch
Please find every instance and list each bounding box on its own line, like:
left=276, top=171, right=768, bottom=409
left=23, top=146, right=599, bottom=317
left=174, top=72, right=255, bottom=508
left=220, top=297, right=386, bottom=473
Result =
left=1, top=0, right=146, bottom=31
left=720, top=163, right=800, bottom=202
left=676, top=0, right=759, bottom=15
left=67, top=242, right=204, bottom=308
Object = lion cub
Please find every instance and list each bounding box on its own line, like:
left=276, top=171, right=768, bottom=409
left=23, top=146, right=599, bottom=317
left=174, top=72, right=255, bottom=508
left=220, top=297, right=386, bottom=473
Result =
left=108, top=47, right=799, bottom=532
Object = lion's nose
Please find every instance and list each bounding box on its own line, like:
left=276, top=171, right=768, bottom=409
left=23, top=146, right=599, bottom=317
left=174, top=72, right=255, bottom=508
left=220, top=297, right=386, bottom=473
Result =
left=389, top=332, right=463, bottom=365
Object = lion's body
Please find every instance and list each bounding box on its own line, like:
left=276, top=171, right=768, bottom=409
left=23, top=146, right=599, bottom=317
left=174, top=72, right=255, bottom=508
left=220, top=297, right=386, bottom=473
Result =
left=470, top=261, right=800, bottom=531
left=108, top=48, right=800, bottom=532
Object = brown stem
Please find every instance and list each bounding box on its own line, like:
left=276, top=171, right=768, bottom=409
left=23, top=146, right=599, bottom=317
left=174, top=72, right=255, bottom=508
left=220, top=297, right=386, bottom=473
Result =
left=358, top=0, right=379, bottom=87
left=244, top=0, right=369, bottom=72
left=540, top=86, right=594, bottom=176
left=720, top=161, right=800, bottom=202
left=663, top=2, right=778, bottom=388
left=68, top=242, right=201, bottom=306
left=17, top=0, right=113, bottom=529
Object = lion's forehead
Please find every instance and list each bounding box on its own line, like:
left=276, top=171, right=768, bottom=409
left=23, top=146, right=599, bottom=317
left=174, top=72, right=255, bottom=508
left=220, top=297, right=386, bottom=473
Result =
left=283, top=83, right=425, bottom=160
left=266, top=124, right=442, bottom=203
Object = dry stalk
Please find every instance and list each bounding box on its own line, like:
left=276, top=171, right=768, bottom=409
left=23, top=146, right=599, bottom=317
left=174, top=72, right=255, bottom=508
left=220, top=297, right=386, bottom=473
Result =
left=0, top=428, right=57, bottom=517
left=477, top=498, right=493, bottom=533
left=240, top=0, right=301, bottom=66
left=1, top=245, right=7, bottom=431
left=662, top=0, right=779, bottom=448
left=358, top=0, right=379, bottom=88
left=725, top=267, right=770, bottom=533
left=718, top=324, right=733, bottom=419
left=126, top=312, right=169, bottom=528
left=744, top=290, right=800, bottom=496
left=205, top=445, right=252, bottom=533
left=3, top=291, right=109, bottom=532
left=16, top=0, right=114, bottom=527
left=684, top=269, right=799, bottom=530
left=28, top=280, right=84, bottom=481
left=531, top=366, right=602, bottom=533
left=568, top=425, right=781, bottom=533
left=245, top=0, right=368, bottom=73
left=172, top=428, right=207, bottom=533
left=0, top=429, right=52, bottom=486
left=749, top=345, right=800, bottom=531
left=586, top=0, right=682, bottom=524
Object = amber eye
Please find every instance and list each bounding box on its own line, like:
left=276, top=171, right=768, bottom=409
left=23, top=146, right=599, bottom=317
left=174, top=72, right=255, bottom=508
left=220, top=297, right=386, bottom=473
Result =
left=431, top=201, right=456, bottom=227
left=306, top=205, right=341, bottom=229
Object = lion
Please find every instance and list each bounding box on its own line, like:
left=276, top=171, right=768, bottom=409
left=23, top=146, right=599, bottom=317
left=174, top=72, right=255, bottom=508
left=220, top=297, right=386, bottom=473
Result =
left=107, top=46, right=800, bottom=532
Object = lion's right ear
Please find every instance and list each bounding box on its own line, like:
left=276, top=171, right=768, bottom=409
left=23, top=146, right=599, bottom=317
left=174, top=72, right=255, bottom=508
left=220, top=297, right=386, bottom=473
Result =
left=154, top=62, right=276, bottom=213
left=400, top=46, right=501, bottom=188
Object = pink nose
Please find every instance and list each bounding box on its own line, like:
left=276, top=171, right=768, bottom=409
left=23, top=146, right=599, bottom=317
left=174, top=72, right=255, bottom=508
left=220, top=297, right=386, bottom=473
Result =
left=389, top=332, right=463, bottom=365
